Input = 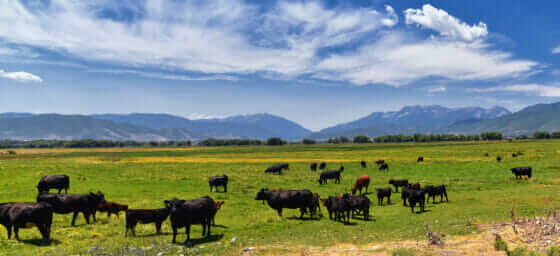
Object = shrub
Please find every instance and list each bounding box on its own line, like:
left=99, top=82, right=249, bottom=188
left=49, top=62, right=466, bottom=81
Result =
left=353, top=135, right=372, bottom=143
left=266, top=137, right=286, bottom=146
left=494, top=238, right=508, bottom=252
left=302, top=138, right=316, bottom=145
left=534, top=130, right=551, bottom=139
left=548, top=246, right=560, bottom=256
left=7, top=150, right=16, bottom=155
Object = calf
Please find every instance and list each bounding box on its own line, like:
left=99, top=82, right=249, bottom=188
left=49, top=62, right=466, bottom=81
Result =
left=375, top=160, right=385, bottom=165
left=165, top=196, right=215, bottom=243
left=319, top=162, right=327, bottom=170
left=417, top=156, right=424, bottom=162
left=310, top=163, right=317, bottom=171
left=497, top=156, right=502, bottom=162
left=484, top=153, right=489, bottom=157
left=342, top=194, right=370, bottom=220
left=511, top=167, right=532, bottom=179
left=37, top=191, right=105, bottom=226
left=320, top=196, right=350, bottom=224
left=360, top=160, right=367, bottom=168
left=255, top=189, right=316, bottom=219
left=209, top=175, right=228, bottom=192
left=37, top=175, right=69, bottom=194
left=211, top=201, right=224, bottom=226
left=265, top=163, right=289, bottom=174
left=512, top=153, right=517, bottom=158
left=95, top=201, right=128, bottom=219
left=423, top=185, right=448, bottom=204
left=125, top=208, right=170, bottom=237
left=379, top=163, right=389, bottom=171
left=351, top=175, right=370, bottom=195
left=318, top=166, right=344, bottom=185
left=407, top=189, right=426, bottom=213
left=0, top=202, right=53, bottom=242
left=375, top=187, right=392, bottom=206
left=388, top=179, right=408, bottom=192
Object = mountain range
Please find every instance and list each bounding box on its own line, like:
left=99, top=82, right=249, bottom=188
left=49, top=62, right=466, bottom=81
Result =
left=0, top=102, right=559, bottom=141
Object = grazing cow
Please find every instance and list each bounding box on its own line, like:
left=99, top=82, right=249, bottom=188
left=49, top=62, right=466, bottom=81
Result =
left=265, top=163, right=289, bottom=174
left=95, top=201, right=128, bottom=219
left=37, top=175, right=69, bottom=194
left=407, top=189, right=426, bottom=213
left=125, top=208, right=170, bottom=237
left=318, top=166, right=344, bottom=185
left=255, top=189, right=316, bottom=219
left=511, top=167, right=532, bottom=179
left=351, top=175, right=370, bottom=195
left=37, top=191, right=105, bottom=226
left=375, top=160, right=385, bottom=165
left=375, top=187, right=392, bottom=206
left=165, top=196, right=215, bottom=243
left=319, top=162, right=327, bottom=170
left=497, top=156, right=502, bottom=162
left=423, top=185, right=449, bottom=204
left=379, top=163, right=389, bottom=171
left=209, top=175, right=228, bottom=192
left=211, top=201, right=224, bottom=226
left=388, top=179, right=408, bottom=192
left=320, top=196, right=350, bottom=224
left=407, top=183, right=421, bottom=190
left=310, top=163, right=317, bottom=171
left=484, top=153, right=489, bottom=157
left=0, top=202, right=53, bottom=242
left=512, top=153, right=517, bottom=158
left=360, top=161, right=367, bottom=168
left=311, top=193, right=321, bottom=217
left=516, top=152, right=524, bottom=156
left=342, top=194, right=370, bottom=220
left=417, top=156, right=424, bottom=162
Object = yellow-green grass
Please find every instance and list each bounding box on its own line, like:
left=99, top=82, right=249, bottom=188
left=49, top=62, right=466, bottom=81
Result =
left=0, top=140, right=559, bottom=255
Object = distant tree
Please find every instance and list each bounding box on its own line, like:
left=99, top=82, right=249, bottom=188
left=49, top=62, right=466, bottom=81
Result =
left=552, top=132, right=560, bottom=139
left=533, top=130, right=551, bottom=139
left=353, top=135, right=372, bottom=143
left=480, top=132, right=503, bottom=141
left=266, top=137, right=286, bottom=146
left=339, top=136, right=350, bottom=143
left=302, top=138, right=316, bottom=145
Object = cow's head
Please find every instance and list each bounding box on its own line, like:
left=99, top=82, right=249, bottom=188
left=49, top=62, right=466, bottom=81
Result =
left=90, top=191, right=106, bottom=203
left=339, top=166, right=344, bottom=172
left=215, top=201, right=225, bottom=210
left=164, top=198, right=185, bottom=209
left=320, top=198, right=328, bottom=206
left=254, top=188, right=269, bottom=202
left=388, top=179, right=394, bottom=184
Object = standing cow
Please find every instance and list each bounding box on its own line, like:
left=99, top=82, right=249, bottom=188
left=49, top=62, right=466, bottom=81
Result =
left=511, top=167, right=532, bottom=179
left=209, top=175, right=228, bottom=192
left=0, top=202, right=53, bottom=242
left=164, top=196, right=215, bottom=243
left=351, top=175, right=370, bottom=195
left=310, top=163, right=317, bottom=171
left=360, top=161, right=367, bottom=168
left=255, top=189, right=316, bottom=219
left=37, top=175, right=70, bottom=194
left=379, top=163, right=389, bottom=171
left=37, top=191, right=105, bottom=226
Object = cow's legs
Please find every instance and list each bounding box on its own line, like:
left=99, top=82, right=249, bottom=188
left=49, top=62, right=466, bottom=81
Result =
left=224, top=184, right=227, bottom=193
left=185, top=225, right=191, bottom=243
left=156, top=222, right=162, bottom=234
left=91, top=210, right=97, bottom=222
left=83, top=211, right=91, bottom=224
left=71, top=211, right=79, bottom=226
left=5, top=224, right=11, bottom=239
left=206, top=218, right=211, bottom=236
left=172, top=226, right=177, bottom=243
left=13, top=226, right=20, bottom=240
left=202, top=221, right=207, bottom=236
left=276, top=208, right=282, bottom=217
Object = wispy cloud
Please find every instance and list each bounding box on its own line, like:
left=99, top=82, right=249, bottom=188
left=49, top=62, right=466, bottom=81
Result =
left=427, top=86, right=447, bottom=93
left=553, top=46, right=560, bottom=54
left=88, top=69, right=239, bottom=81
left=472, top=84, right=560, bottom=97
left=0, top=69, right=42, bottom=83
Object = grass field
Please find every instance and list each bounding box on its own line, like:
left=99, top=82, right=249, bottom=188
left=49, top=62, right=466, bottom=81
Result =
left=0, top=140, right=559, bottom=255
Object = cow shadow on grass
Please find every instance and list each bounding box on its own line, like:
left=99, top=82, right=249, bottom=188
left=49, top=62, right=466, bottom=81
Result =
left=20, top=238, right=61, bottom=246
left=212, top=224, right=229, bottom=229
left=135, top=232, right=172, bottom=238
left=286, top=216, right=322, bottom=221
left=178, top=234, right=224, bottom=247
left=413, top=209, right=432, bottom=215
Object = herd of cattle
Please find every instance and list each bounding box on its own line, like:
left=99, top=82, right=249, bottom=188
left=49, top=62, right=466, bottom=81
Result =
left=0, top=152, right=532, bottom=245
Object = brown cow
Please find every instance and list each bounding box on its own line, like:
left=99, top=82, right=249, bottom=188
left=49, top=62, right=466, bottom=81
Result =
left=211, top=201, right=224, bottom=226
left=351, top=175, right=370, bottom=195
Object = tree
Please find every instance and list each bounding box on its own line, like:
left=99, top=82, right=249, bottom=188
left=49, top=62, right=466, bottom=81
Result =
left=552, top=132, right=560, bottom=139
left=353, top=135, right=372, bottom=143
left=302, top=138, right=316, bottom=145
left=266, top=137, right=286, bottom=146
left=533, top=131, right=551, bottom=139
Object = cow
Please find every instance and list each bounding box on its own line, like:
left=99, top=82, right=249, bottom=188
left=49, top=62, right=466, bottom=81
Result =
left=417, top=156, right=424, bottom=162
left=37, top=191, right=105, bottom=226
left=320, top=196, right=350, bottom=224
left=95, top=201, right=128, bottom=219
left=211, top=201, right=224, bottom=226
left=379, top=163, right=389, bottom=171
left=512, top=153, right=517, bottom=158
left=318, top=166, right=344, bottom=185
left=125, top=208, right=170, bottom=237
left=375, top=188, right=392, bottom=206
left=511, top=167, right=532, bottom=179
left=310, top=163, right=317, bottom=171
left=351, top=175, right=370, bottom=195
left=423, top=185, right=448, bottom=204
left=164, top=196, right=215, bottom=243
left=497, top=156, right=502, bottom=162
left=407, top=189, right=426, bottom=213
left=388, top=179, right=408, bottom=192
left=484, top=153, right=489, bottom=157
left=407, top=183, right=421, bottom=190
left=375, top=160, right=385, bottom=165
left=254, top=189, right=316, bottom=219
left=360, top=161, right=367, bottom=168
left=319, top=162, right=327, bottom=170
left=209, top=175, right=228, bottom=192
left=342, top=194, right=370, bottom=220
left=0, top=202, right=53, bottom=242
left=401, top=187, right=412, bottom=206
left=37, top=175, right=70, bottom=194
left=265, top=163, right=289, bottom=174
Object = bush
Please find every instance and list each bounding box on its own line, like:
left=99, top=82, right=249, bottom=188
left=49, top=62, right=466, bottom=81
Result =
left=266, top=137, right=286, bottom=146
left=548, top=246, right=560, bottom=256
left=494, top=238, right=508, bottom=252
left=353, top=135, right=372, bottom=143
left=6, top=150, right=16, bottom=155
left=534, top=130, right=551, bottom=139
left=302, top=138, right=316, bottom=145
left=552, top=132, right=560, bottom=139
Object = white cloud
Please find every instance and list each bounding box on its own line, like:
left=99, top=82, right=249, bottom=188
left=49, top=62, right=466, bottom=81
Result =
left=404, top=4, right=488, bottom=41
left=0, top=69, right=42, bottom=83
left=472, top=84, right=560, bottom=97
left=186, top=113, right=226, bottom=120
left=553, top=46, right=560, bottom=54
left=88, top=69, right=239, bottom=81
left=427, top=86, right=446, bottom=93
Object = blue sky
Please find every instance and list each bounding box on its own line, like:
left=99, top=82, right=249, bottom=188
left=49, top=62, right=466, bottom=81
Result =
left=1, top=0, right=559, bottom=131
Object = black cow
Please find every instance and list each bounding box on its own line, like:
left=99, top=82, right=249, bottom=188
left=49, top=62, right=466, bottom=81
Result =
left=379, top=163, right=389, bottom=171
left=423, top=185, right=449, bottom=204
left=37, top=175, right=69, bottom=194
left=375, top=160, right=385, bottom=165
left=255, top=189, right=316, bottom=219
left=388, top=179, right=408, bottom=192
left=165, top=196, right=215, bottom=243
left=310, top=163, right=317, bottom=171
left=209, top=175, right=228, bottom=192
left=265, top=163, right=289, bottom=174
left=95, top=201, right=128, bottom=219
left=319, top=162, right=327, bottom=170
left=320, top=196, right=350, bottom=224
left=484, top=153, right=489, bottom=157
left=318, top=166, right=344, bottom=185
left=36, top=191, right=105, bottom=226
left=511, top=167, right=532, bottom=179
left=497, top=156, right=502, bottom=162
left=417, top=156, right=424, bottom=162
left=375, top=187, right=392, bottom=206
left=512, top=153, right=517, bottom=158
left=125, top=208, right=170, bottom=237
left=407, top=189, right=426, bottom=213
left=0, top=202, right=53, bottom=242
left=360, top=160, right=367, bottom=168
left=342, top=194, right=370, bottom=220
